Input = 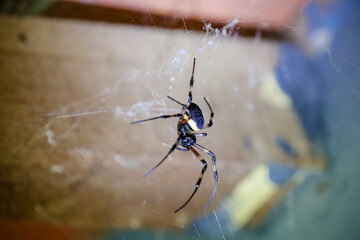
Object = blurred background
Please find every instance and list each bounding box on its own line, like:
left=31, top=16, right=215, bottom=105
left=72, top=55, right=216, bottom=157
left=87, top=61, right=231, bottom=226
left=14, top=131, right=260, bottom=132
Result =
left=0, top=0, right=359, bottom=239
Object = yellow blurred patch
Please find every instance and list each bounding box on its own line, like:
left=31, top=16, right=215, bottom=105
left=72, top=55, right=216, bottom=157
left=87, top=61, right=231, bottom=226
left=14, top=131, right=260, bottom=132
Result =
left=260, top=71, right=292, bottom=110
left=224, top=165, right=277, bottom=229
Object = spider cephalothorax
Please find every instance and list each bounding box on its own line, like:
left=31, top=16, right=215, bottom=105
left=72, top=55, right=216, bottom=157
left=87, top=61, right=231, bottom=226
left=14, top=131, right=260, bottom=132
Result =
left=131, top=58, right=218, bottom=213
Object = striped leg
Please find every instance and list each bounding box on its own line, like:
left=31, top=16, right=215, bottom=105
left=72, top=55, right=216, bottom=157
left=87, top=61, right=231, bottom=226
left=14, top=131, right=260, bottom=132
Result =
left=187, top=58, right=196, bottom=107
left=174, top=146, right=207, bottom=213
left=194, top=133, right=207, bottom=137
left=131, top=113, right=182, bottom=125
left=202, top=97, right=214, bottom=129
left=167, top=96, right=190, bottom=116
left=143, top=138, right=179, bottom=177
left=167, top=96, right=185, bottom=106
left=194, top=143, right=218, bottom=210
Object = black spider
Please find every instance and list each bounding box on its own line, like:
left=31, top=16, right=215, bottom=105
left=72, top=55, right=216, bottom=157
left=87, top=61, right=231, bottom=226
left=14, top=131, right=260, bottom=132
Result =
left=131, top=58, right=218, bottom=213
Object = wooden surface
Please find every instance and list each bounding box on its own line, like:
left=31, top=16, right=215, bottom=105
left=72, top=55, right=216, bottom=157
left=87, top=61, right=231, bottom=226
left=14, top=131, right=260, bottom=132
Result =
left=0, top=15, right=324, bottom=230
left=65, top=0, right=307, bottom=31
left=0, top=219, right=95, bottom=240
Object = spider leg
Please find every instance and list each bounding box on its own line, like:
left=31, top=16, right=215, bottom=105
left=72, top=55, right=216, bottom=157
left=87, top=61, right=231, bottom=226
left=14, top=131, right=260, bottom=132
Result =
left=167, top=96, right=185, bottom=106
left=186, top=58, right=196, bottom=107
left=201, top=97, right=214, bottom=129
left=194, top=143, right=218, bottom=210
left=194, top=133, right=207, bottom=137
left=143, top=138, right=179, bottom=177
left=167, top=96, right=190, bottom=115
left=174, top=146, right=207, bottom=213
left=131, top=113, right=182, bottom=125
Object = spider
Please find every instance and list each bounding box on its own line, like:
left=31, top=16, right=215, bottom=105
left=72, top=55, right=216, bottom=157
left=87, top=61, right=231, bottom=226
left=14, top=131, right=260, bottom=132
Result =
left=131, top=58, right=218, bottom=213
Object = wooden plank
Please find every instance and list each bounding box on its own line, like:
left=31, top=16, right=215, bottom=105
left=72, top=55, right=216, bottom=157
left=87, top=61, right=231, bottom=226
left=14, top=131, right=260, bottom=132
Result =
left=64, top=0, right=307, bottom=31
left=0, top=15, right=324, bottom=230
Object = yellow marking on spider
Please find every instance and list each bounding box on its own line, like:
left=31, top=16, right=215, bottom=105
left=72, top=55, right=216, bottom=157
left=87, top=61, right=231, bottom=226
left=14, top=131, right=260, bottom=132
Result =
left=187, top=119, right=200, bottom=131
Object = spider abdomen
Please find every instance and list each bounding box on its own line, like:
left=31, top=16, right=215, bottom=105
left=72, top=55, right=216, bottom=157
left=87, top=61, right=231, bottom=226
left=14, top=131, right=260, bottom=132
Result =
left=186, top=103, right=204, bottom=131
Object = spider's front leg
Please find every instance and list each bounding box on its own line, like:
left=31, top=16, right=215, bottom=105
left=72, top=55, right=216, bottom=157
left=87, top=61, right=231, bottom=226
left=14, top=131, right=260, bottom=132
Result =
left=202, top=97, right=214, bottom=129
left=131, top=113, right=182, bottom=125
left=187, top=58, right=196, bottom=107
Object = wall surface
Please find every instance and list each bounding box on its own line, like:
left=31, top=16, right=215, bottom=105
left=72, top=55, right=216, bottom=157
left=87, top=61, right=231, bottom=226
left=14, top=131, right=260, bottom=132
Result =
left=0, top=15, right=323, bottom=230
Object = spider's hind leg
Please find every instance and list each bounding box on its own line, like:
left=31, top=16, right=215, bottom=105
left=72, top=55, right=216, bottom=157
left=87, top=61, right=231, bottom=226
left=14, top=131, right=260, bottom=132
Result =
left=143, top=138, right=180, bottom=177
left=174, top=146, right=207, bottom=213
left=194, top=143, right=218, bottom=210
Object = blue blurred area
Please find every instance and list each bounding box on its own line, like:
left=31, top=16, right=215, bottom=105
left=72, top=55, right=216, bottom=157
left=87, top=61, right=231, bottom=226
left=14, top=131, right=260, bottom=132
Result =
left=274, top=137, right=298, bottom=159
left=260, top=0, right=360, bottom=239
left=276, top=0, right=360, bottom=147
left=268, top=164, right=296, bottom=186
